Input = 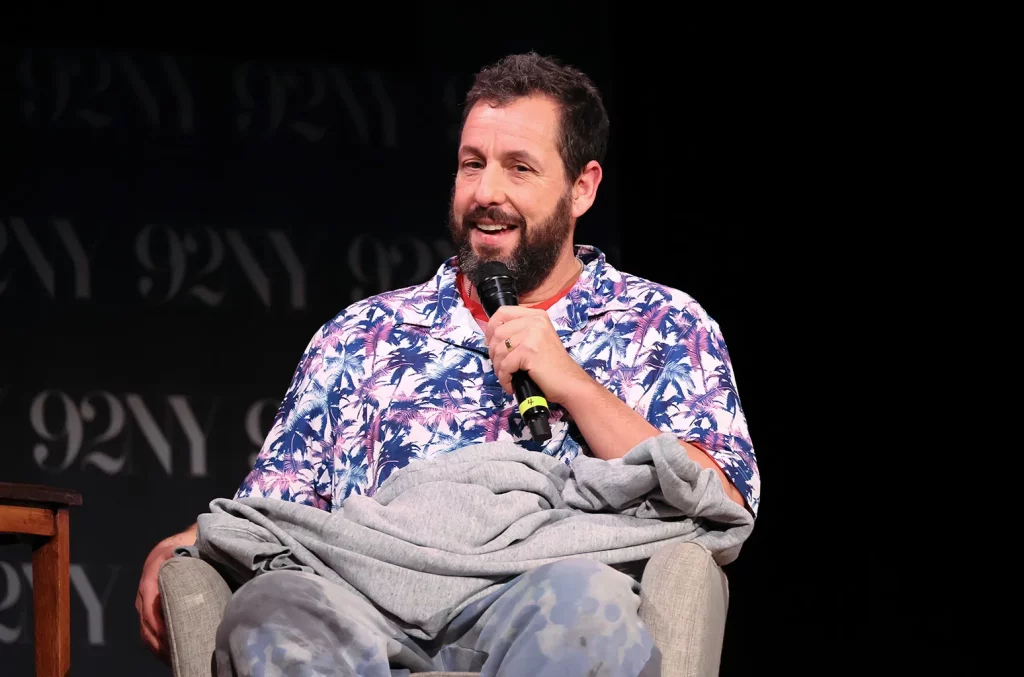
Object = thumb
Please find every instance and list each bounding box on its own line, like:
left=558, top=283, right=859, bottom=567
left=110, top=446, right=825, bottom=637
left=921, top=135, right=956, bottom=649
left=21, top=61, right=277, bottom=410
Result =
left=145, top=584, right=166, bottom=636
left=141, top=562, right=167, bottom=637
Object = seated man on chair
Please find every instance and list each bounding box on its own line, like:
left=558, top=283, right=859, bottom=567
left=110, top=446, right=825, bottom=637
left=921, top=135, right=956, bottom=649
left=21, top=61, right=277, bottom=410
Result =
left=136, top=52, right=759, bottom=677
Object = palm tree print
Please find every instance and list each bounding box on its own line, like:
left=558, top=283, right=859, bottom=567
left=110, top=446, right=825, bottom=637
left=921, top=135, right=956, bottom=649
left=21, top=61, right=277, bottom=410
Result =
left=234, top=246, right=760, bottom=516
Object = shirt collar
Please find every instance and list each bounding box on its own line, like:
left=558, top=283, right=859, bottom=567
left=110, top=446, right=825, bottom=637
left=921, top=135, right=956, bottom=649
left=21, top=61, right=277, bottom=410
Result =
left=394, top=244, right=636, bottom=351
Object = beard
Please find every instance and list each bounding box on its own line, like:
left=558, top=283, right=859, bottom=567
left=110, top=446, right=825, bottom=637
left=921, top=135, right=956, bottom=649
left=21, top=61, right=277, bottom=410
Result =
left=448, top=190, right=574, bottom=296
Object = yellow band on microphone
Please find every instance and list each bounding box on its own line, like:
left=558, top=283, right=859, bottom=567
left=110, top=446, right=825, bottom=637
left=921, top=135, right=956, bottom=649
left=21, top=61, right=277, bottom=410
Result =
left=518, top=396, right=548, bottom=415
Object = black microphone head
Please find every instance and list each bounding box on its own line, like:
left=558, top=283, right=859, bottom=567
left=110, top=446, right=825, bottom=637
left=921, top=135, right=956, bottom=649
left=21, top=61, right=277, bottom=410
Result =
left=472, top=260, right=513, bottom=287
left=472, top=261, right=518, bottom=316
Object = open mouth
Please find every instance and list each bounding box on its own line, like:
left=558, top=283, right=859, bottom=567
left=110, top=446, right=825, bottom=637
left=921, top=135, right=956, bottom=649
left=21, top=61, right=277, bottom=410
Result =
left=475, top=223, right=517, bottom=233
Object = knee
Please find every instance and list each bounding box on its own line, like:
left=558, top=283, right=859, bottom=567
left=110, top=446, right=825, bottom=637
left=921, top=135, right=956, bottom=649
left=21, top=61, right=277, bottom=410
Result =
left=497, top=560, right=654, bottom=675
left=534, top=557, right=618, bottom=577
left=218, top=570, right=323, bottom=635
left=214, top=571, right=375, bottom=674
left=532, top=558, right=635, bottom=593
left=526, top=558, right=640, bottom=628
left=225, top=571, right=316, bottom=613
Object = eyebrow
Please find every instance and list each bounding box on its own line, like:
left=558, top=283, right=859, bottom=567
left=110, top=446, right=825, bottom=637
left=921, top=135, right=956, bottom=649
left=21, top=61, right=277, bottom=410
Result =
left=459, top=145, right=543, bottom=168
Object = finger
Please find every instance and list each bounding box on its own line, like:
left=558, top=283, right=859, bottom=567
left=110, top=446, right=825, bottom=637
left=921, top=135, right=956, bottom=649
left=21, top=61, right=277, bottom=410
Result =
left=498, top=345, right=527, bottom=393
left=495, top=330, right=536, bottom=380
left=484, top=311, right=528, bottom=344
left=490, top=317, right=531, bottom=344
left=496, top=364, right=514, bottom=394
left=143, top=587, right=167, bottom=638
left=488, top=325, right=529, bottom=361
left=489, top=305, right=540, bottom=325
left=136, top=585, right=162, bottom=651
left=140, top=612, right=165, bottom=655
left=493, top=341, right=510, bottom=392
left=488, top=311, right=554, bottom=346
left=483, top=305, right=540, bottom=333
left=140, top=615, right=168, bottom=659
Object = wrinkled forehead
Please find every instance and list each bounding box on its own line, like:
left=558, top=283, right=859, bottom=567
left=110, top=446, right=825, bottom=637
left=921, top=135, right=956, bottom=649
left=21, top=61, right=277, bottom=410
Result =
left=459, top=96, right=562, bottom=161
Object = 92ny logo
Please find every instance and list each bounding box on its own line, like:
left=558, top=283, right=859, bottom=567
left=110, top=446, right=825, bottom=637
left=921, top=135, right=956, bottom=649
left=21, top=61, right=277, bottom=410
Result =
left=1, top=218, right=307, bottom=310
left=0, top=561, right=118, bottom=647
left=2, top=219, right=454, bottom=308
left=28, top=390, right=213, bottom=478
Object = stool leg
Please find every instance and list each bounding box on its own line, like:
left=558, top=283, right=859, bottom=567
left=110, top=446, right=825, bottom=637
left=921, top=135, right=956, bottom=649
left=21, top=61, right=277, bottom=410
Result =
left=32, top=508, right=70, bottom=677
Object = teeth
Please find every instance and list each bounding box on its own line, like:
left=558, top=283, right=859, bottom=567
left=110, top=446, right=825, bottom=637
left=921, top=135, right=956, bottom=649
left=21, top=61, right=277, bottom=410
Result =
left=477, top=224, right=509, bottom=232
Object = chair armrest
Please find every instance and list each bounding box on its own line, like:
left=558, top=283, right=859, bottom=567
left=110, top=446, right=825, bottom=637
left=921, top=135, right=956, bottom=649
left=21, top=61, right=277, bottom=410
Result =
left=158, top=556, right=233, bottom=677
left=640, top=542, right=730, bottom=677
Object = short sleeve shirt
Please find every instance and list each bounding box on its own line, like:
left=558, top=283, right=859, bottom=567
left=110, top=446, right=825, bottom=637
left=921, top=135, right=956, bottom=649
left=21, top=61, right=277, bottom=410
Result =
left=235, top=245, right=760, bottom=516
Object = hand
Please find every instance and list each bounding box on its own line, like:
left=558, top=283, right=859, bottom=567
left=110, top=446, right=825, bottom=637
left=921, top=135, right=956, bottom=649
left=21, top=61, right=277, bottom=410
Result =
left=485, top=305, right=592, bottom=407
left=136, top=528, right=193, bottom=663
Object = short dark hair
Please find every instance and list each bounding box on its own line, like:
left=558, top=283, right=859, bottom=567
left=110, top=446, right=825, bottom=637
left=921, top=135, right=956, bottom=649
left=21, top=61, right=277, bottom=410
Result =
left=461, top=52, right=610, bottom=183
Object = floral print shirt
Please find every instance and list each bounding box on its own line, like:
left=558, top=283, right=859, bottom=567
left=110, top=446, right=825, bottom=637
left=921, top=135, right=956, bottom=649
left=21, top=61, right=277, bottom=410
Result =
left=236, top=245, right=760, bottom=516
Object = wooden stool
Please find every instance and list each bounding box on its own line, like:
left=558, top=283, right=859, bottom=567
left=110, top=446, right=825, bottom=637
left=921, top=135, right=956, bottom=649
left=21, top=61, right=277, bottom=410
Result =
left=0, top=482, right=82, bottom=677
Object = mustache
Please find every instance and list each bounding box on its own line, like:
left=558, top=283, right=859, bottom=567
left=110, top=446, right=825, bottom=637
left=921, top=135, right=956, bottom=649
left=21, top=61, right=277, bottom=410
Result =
left=463, top=206, right=527, bottom=228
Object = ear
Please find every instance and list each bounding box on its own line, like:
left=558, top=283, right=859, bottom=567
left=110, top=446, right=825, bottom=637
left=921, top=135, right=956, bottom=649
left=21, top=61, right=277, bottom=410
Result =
left=570, top=161, right=603, bottom=219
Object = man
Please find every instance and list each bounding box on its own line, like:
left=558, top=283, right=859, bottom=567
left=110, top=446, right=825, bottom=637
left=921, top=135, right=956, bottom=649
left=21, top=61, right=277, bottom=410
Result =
left=137, top=52, right=759, bottom=676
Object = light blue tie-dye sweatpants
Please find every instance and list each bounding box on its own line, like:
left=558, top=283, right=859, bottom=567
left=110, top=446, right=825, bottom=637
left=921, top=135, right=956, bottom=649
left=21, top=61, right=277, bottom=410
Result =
left=214, top=557, right=662, bottom=677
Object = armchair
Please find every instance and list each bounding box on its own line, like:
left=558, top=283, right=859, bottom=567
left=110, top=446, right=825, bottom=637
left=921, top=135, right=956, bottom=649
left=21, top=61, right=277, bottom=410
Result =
left=159, top=541, right=729, bottom=677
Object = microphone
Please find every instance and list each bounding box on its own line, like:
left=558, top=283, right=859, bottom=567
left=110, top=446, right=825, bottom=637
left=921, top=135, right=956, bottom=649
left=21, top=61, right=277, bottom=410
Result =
left=473, top=261, right=553, bottom=442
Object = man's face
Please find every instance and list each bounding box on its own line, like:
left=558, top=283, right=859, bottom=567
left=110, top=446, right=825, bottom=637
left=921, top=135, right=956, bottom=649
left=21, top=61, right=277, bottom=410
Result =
left=449, top=95, right=574, bottom=295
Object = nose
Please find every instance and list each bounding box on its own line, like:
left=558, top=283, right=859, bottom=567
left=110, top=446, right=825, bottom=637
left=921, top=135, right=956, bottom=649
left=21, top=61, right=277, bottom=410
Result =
left=473, top=163, right=506, bottom=207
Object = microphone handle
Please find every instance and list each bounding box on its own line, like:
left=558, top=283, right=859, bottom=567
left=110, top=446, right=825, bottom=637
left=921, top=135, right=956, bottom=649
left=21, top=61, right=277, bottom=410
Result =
left=511, top=371, right=552, bottom=442
left=475, top=271, right=552, bottom=441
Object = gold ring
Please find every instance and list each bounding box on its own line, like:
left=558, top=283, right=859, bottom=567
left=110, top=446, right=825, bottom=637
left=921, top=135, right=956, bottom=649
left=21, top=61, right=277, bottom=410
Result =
left=505, top=338, right=513, bottom=351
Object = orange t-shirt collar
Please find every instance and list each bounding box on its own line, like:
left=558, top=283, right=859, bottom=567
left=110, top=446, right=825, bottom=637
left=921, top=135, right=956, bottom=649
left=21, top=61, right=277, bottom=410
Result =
left=456, top=272, right=577, bottom=323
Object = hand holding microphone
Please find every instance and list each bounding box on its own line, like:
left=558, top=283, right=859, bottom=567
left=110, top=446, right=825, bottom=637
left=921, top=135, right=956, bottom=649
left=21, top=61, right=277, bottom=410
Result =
left=475, top=262, right=592, bottom=442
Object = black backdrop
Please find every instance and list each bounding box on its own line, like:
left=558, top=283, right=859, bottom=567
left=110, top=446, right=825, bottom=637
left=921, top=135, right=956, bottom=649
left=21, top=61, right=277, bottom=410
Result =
left=2, top=7, right=956, bottom=676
